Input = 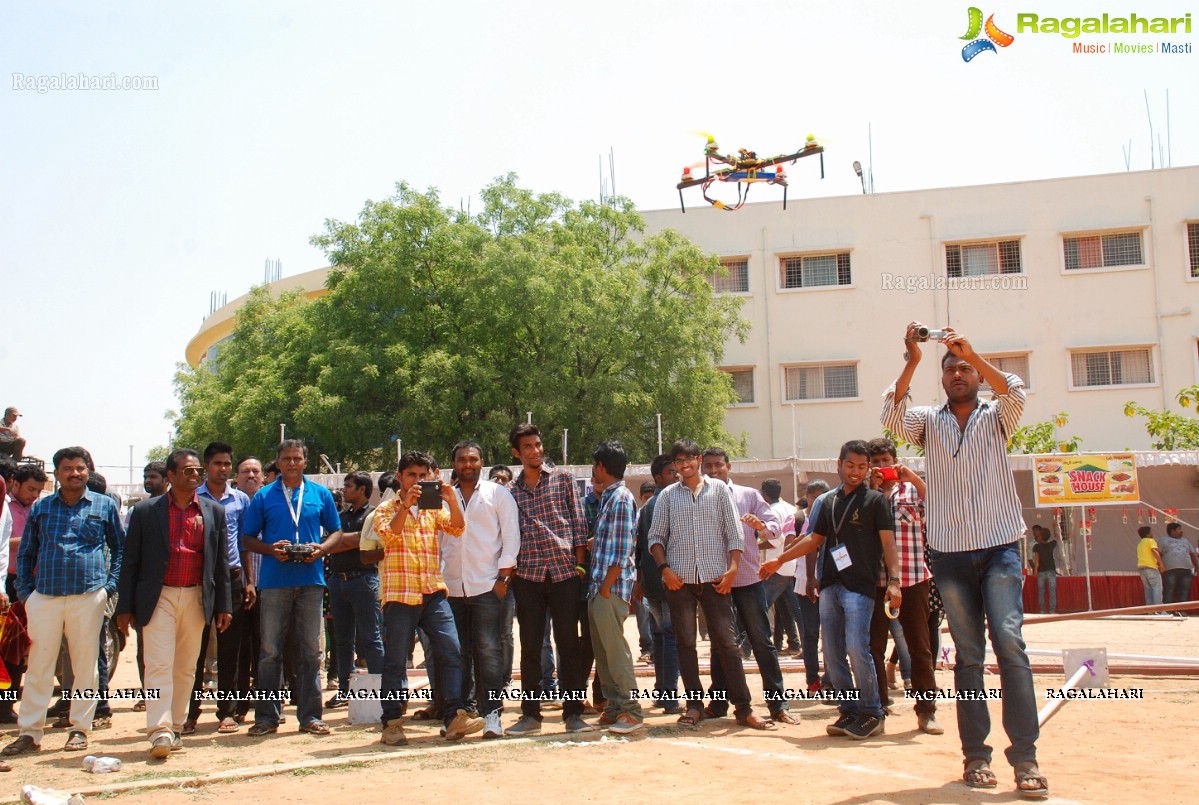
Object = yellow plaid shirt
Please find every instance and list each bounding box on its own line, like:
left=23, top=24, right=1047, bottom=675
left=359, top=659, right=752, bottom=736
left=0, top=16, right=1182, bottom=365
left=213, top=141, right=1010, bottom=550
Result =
left=374, top=499, right=464, bottom=605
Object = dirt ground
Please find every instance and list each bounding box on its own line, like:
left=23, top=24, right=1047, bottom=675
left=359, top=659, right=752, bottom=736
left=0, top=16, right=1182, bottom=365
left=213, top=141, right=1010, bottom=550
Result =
left=3, top=615, right=1197, bottom=805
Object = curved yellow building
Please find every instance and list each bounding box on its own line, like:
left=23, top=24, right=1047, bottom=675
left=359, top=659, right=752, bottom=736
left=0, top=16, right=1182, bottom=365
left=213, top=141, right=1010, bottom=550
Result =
left=185, top=266, right=333, bottom=368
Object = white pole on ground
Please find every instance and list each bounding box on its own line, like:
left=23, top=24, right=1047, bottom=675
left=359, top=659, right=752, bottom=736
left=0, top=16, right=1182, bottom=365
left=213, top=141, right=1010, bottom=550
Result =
left=1037, top=660, right=1094, bottom=726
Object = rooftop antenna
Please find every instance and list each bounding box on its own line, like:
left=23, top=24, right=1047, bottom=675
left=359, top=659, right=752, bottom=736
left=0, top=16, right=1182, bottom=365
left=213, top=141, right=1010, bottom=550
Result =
left=264, top=258, right=282, bottom=284
left=1144, top=89, right=1156, bottom=169
left=598, top=147, right=617, bottom=205
left=1166, top=88, right=1172, bottom=168
left=609, top=147, right=616, bottom=199
left=1122, top=139, right=1132, bottom=171
left=867, top=122, right=875, bottom=193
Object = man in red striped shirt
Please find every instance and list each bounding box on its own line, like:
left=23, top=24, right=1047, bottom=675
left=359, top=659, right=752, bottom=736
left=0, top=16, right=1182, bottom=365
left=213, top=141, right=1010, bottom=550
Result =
left=117, top=449, right=232, bottom=759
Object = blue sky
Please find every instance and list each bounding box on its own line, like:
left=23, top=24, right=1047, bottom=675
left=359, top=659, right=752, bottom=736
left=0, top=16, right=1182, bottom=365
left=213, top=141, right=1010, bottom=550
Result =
left=2, top=0, right=1194, bottom=480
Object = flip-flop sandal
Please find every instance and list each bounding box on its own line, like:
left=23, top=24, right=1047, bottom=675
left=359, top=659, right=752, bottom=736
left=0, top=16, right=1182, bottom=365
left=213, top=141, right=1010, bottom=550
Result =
left=247, top=723, right=278, bottom=736
left=1014, top=762, right=1049, bottom=800
left=676, top=710, right=704, bottom=729
left=64, top=731, right=88, bottom=751
left=301, top=720, right=331, bottom=735
left=963, top=759, right=998, bottom=789
left=217, top=717, right=240, bottom=733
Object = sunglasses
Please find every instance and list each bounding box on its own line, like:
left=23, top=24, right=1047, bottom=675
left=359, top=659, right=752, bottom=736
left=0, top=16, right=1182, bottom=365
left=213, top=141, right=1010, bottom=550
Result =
left=178, top=467, right=203, bottom=477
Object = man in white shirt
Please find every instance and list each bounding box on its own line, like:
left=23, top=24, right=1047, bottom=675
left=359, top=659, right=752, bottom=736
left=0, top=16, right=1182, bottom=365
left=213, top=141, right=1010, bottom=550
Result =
left=443, top=441, right=520, bottom=739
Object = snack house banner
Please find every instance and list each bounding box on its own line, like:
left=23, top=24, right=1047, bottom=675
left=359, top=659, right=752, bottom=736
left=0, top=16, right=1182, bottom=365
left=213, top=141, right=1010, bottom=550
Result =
left=1032, top=453, right=1139, bottom=508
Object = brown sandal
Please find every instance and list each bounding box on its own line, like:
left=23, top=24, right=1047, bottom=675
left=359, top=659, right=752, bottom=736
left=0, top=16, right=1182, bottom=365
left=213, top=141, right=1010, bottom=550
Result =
left=735, top=713, right=776, bottom=731
left=1013, top=762, right=1049, bottom=800
left=963, top=759, right=998, bottom=789
left=676, top=709, right=704, bottom=729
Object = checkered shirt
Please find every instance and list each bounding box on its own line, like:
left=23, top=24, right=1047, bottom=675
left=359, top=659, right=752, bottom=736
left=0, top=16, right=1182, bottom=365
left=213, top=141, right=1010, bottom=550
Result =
left=647, top=476, right=743, bottom=585
left=508, top=467, right=588, bottom=583
left=374, top=499, right=464, bottom=605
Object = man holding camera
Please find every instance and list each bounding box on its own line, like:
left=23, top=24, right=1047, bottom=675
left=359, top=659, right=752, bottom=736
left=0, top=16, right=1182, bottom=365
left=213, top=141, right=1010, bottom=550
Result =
left=372, top=451, right=483, bottom=746
left=241, top=439, right=343, bottom=737
left=881, top=324, right=1045, bottom=800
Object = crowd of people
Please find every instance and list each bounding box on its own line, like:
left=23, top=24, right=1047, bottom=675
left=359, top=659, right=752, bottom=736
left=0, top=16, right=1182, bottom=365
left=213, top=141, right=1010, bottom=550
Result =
left=0, top=326, right=1057, bottom=799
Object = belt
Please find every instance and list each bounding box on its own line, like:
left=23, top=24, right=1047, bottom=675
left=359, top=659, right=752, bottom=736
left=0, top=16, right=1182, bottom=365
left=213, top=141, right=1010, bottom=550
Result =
left=332, top=568, right=376, bottom=581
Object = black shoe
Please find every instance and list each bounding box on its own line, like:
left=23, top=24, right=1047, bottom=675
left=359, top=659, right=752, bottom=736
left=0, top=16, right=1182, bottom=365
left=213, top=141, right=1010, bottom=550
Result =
left=0, top=711, right=16, bottom=724
left=845, top=713, right=885, bottom=740
left=826, top=713, right=855, bottom=736
left=325, top=693, right=349, bottom=709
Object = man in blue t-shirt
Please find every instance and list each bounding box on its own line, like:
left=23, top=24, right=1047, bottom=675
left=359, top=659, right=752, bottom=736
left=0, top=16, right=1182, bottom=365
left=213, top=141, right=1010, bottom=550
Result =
left=241, top=440, right=342, bottom=736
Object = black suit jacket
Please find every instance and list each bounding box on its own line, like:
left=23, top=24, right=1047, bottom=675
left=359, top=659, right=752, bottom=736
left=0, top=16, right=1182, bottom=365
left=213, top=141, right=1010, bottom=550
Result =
left=117, top=494, right=232, bottom=627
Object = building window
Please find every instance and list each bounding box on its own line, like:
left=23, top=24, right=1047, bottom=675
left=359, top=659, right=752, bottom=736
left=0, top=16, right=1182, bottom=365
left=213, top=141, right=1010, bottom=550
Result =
left=945, top=240, right=1022, bottom=277
left=784, top=363, right=858, bottom=401
left=709, top=258, right=749, bottom=293
left=1070, top=348, right=1154, bottom=388
left=980, top=353, right=1031, bottom=392
left=721, top=367, right=755, bottom=405
left=779, top=252, right=851, bottom=290
left=1188, top=222, right=1199, bottom=278
left=1063, top=230, right=1144, bottom=271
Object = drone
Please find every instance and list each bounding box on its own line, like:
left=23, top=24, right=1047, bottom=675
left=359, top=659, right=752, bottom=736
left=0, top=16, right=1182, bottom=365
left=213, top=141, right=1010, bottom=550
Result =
left=676, top=135, right=825, bottom=212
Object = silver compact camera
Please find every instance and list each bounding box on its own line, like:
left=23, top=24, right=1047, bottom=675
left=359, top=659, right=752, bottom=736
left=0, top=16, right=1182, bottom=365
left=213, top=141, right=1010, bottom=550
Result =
left=914, top=326, right=948, bottom=342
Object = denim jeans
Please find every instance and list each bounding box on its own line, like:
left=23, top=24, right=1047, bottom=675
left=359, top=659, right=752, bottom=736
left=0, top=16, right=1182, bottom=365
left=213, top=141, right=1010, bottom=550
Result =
left=449, top=591, right=509, bottom=716
left=819, top=582, right=882, bottom=718
left=1163, top=568, right=1193, bottom=605
left=764, top=573, right=801, bottom=650
left=1139, top=567, right=1163, bottom=605
left=796, top=592, right=822, bottom=686
left=513, top=575, right=585, bottom=719
left=708, top=581, right=787, bottom=716
left=666, top=582, right=751, bottom=718
left=634, top=596, right=653, bottom=654
left=256, top=585, right=324, bottom=728
left=380, top=591, right=467, bottom=726
left=1036, top=571, right=1058, bottom=613
left=645, top=597, right=679, bottom=703
left=328, top=572, right=385, bottom=692
left=929, top=543, right=1039, bottom=766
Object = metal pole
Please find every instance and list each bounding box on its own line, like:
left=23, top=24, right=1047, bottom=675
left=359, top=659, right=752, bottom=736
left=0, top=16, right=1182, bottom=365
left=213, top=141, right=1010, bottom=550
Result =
left=563, top=429, right=568, bottom=467
left=790, top=405, right=797, bottom=458
left=656, top=413, right=662, bottom=456
left=527, top=411, right=532, bottom=425
left=1037, top=662, right=1093, bottom=726
left=1082, top=506, right=1093, bottom=611
left=129, top=445, right=134, bottom=484
left=280, top=423, right=286, bottom=444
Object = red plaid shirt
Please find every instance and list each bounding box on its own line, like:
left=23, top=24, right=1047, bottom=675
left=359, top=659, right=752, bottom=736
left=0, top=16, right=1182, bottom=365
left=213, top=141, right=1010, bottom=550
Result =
left=164, top=494, right=205, bottom=587
left=508, top=467, right=587, bottom=583
left=886, top=482, right=931, bottom=589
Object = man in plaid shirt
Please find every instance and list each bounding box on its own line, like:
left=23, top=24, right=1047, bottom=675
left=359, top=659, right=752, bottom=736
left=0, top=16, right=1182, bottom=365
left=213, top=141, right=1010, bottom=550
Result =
left=585, top=440, right=642, bottom=734
left=865, top=437, right=942, bottom=736
left=372, top=451, right=482, bottom=746
left=504, top=424, right=592, bottom=737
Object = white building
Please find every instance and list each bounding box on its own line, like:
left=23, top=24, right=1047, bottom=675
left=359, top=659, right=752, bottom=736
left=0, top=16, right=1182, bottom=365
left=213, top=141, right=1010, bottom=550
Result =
left=640, top=166, right=1199, bottom=458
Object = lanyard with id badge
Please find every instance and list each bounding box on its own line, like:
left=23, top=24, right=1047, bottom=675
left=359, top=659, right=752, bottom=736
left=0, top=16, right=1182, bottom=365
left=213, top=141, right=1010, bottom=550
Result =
left=827, top=488, right=863, bottom=573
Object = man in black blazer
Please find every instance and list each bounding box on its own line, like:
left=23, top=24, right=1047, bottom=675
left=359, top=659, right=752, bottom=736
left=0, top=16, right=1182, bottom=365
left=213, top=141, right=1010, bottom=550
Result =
left=117, top=448, right=232, bottom=759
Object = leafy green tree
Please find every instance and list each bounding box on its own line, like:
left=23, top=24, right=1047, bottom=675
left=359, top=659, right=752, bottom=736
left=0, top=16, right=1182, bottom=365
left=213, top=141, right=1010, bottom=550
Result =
left=173, top=176, right=749, bottom=467
left=1007, top=411, right=1081, bottom=454
left=1123, top=385, right=1199, bottom=450
left=145, top=445, right=170, bottom=463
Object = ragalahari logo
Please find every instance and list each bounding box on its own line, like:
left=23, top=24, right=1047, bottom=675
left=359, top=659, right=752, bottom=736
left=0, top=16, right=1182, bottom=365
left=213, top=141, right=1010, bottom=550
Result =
left=961, top=7, right=1015, bottom=61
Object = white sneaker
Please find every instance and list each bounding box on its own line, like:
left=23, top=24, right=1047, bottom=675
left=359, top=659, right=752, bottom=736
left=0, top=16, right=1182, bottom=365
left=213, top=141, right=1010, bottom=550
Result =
left=483, top=712, right=502, bottom=739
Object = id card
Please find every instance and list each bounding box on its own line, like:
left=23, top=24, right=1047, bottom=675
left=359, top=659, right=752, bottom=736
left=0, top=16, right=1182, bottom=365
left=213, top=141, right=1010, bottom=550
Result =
left=830, top=544, right=852, bottom=571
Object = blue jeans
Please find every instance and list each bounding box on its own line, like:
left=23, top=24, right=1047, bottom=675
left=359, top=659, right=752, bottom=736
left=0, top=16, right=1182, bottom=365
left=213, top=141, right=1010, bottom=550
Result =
left=380, top=591, right=467, bottom=726
left=634, top=596, right=653, bottom=654
left=929, top=543, right=1038, bottom=766
left=328, top=572, right=385, bottom=692
left=796, top=591, right=822, bottom=686
left=645, top=597, right=679, bottom=704
left=708, top=581, right=788, bottom=716
left=1139, top=567, right=1163, bottom=605
left=256, top=585, right=324, bottom=728
left=449, top=591, right=509, bottom=716
left=1036, top=572, right=1058, bottom=613
left=764, top=574, right=801, bottom=650
left=819, top=583, right=882, bottom=718
left=1163, top=568, right=1193, bottom=605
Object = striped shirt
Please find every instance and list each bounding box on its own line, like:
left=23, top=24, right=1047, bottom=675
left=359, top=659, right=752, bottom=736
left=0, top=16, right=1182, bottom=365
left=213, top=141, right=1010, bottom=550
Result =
left=16, top=489, right=124, bottom=600
left=647, top=475, right=743, bottom=585
left=588, top=480, right=638, bottom=601
left=198, top=482, right=248, bottom=570
left=374, top=500, right=464, bottom=605
left=509, top=467, right=588, bottom=584
left=881, top=373, right=1026, bottom=553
